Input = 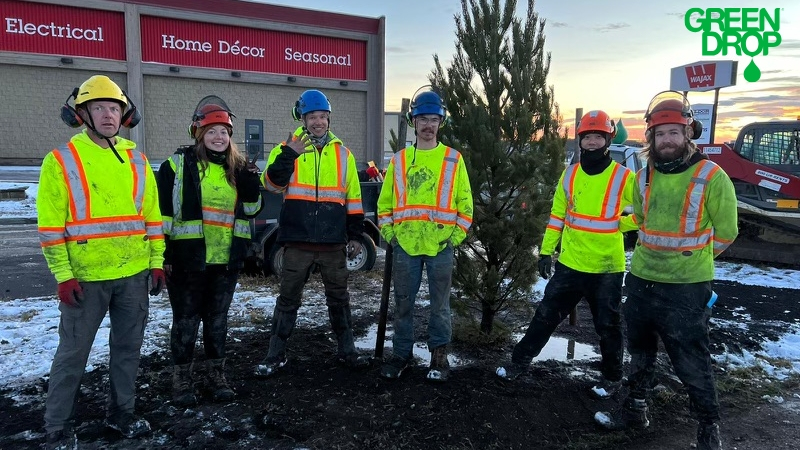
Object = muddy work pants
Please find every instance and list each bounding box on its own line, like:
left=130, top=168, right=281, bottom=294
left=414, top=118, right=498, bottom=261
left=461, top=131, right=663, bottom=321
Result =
left=44, top=271, right=150, bottom=434
left=167, top=265, right=239, bottom=365
left=266, top=247, right=353, bottom=359
left=511, top=262, right=624, bottom=382
left=623, top=272, right=720, bottom=423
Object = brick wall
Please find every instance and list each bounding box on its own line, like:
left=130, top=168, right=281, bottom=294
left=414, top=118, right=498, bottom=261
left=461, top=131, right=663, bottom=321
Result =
left=0, top=65, right=130, bottom=164
left=142, top=77, right=368, bottom=165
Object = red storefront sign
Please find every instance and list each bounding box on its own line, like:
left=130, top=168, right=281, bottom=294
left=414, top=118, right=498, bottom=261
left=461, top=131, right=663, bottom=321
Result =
left=0, top=0, right=125, bottom=60
left=684, top=63, right=717, bottom=89
left=140, top=16, right=367, bottom=81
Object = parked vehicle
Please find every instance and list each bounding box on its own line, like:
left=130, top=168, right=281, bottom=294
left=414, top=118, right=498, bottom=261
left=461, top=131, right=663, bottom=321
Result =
left=697, top=120, right=800, bottom=266
left=246, top=181, right=383, bottom=275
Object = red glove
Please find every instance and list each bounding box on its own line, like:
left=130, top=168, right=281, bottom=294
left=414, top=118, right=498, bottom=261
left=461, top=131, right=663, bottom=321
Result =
left=150, top=268, right=166, bottom=296
left=366, top=166, right=379, bottom=179
left=57, top=279, right=83, bottom=307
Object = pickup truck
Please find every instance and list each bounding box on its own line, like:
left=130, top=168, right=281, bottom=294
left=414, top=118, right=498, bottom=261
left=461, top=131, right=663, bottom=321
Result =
left=246, top=181, right=384, bottom=275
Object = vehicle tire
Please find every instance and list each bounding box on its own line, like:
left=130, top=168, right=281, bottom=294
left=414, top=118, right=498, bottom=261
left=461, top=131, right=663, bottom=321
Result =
left=348, top=232, right=377, bottom=271
left=268, top=243, right=284, bottom=276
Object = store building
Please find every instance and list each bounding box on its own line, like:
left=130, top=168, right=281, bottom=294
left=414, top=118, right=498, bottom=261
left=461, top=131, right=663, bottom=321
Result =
left=0, top=0, right=385, bottom=166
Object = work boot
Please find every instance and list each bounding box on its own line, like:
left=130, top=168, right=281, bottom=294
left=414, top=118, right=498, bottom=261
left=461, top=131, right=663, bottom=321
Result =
left=44, top=427, right=78, bottom=450
left=697, top=422, right=723, bottom=450
left=426, top=345, right=450, bottom=382
left=255, top=335, right=288, bottom=378
left=104, top=412, right=151, bottom=439
left=171, top=363, right=197, bottom=407
left=380, top=354, right=412, bottom=380
left=255, top=308, right=296, bottom=378
left=205, top=358, right=235, bottom=402
left=495, top=362, right=529, bottom=381
left=594, top=397, right=650, bottom=431
left=590, top=378, right=623, bottom=400
left=328, top=304, right=370, bottom=370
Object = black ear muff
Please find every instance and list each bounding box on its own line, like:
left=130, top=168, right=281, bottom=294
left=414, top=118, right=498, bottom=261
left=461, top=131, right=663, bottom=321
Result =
left=690, top=120, right=703, bottom=140
left=405, top=111, right=414, bottom=128
left=120, top=91, right=141, bottom=129
left=291, top=100, right=302, bottom=121
left=60, top=88, right=83, bottom=128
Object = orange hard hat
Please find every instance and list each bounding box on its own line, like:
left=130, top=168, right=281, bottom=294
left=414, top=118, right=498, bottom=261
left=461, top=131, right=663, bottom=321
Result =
left=189, top=95, right=235, bottom=139
left=577, top=110, right=615, bottom=136
left=645, top=91, right=693, bottom=131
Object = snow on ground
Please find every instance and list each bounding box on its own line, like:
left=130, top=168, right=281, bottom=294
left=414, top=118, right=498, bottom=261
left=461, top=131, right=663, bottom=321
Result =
left=1, top=182, right=800, bottom=390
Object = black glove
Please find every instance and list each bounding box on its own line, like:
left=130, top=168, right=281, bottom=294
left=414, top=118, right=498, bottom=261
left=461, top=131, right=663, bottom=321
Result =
left=240, top=169, right=262, bottom=195
left=538, top=255, right=552, bottom=279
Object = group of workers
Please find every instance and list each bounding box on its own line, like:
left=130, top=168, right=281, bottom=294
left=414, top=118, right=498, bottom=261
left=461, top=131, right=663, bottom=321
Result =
left=37, top=73, right=735, bottom=450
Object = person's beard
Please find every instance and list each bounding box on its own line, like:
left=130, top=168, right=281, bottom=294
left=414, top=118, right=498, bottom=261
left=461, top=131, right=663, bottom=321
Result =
left=652, top=142, right=686, bottom=163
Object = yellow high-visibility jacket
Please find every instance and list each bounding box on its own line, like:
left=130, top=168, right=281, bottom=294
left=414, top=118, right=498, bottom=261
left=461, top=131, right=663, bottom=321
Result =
left=631, top=157, right=738, bottom=283
left=378, top=143, right=473, bottom=256
left=38, top=130, right=165, bottom=283
left=262, top=127, right=363, bottom=244
left=541, top=161, right=637, bottom=273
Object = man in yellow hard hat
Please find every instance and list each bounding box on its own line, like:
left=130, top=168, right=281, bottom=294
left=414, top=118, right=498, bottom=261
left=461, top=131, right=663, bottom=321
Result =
left=39, top=75, right=165, bottom=448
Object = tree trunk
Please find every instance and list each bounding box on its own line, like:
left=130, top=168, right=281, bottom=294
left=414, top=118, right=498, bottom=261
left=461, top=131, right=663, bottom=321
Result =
left=480, top=301, right=496, bottom=334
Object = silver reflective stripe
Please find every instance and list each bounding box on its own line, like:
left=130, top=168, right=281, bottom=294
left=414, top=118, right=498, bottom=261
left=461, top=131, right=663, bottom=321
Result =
left=146, top=223, right=162, bottom=238
left=234, top=219, right=250, bottom=238
left=171, top=154, right=184, bottom=222
left=637, top=169, right=650, bottom=213
left=55, top=144, right=88, bottom=221
left=347, top=199, right=363, bottom=213
left=565, top=214, right=620, bottom=232
left=394, top=207, right=457, bottom=224
left=203, top=208, right=235, bottom=226
left=162, top=217, right=173, bottom=235
left=378, top=216, right=393, bottom=227
left=128, top=150, right=147, bottom=214
left=394, top=151, right=407, bottom=208
left=39, top=230, right=64, bottom=244
left=713, top=237, right=731, bottom=254
left=562, top=164, right=578, bottom=209
left=437, top=148, right=459, bottom=208
left=286, top=185, right=316, bottom=198
left=337, top=143, right=348, bottom=188
left=603, top=165, right=628, bottom=218
left=547, top=215, right=565, bottom=230
left=456, top=214, right=471, bottom=231
left=683, top=161, right=717, bottom=233
left=638, top=230, right=711, bottom=250
left=65, top=218, right=145, bottom=239
left=170, top=221, right=203, bottom=239
left=243, top=198, right=261, bottom=215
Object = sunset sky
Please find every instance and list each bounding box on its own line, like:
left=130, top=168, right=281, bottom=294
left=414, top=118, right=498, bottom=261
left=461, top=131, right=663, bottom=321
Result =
left=262, top=0, right=800, bottom=143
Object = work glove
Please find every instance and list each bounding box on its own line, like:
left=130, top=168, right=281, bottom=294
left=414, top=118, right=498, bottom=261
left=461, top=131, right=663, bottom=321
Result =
left=57, top=278, right=83, bottom=307
left=537, top=255, right=552, bottom=280
left=150, top=268, right=166, bottom=296
left=347, top=239, right=363, bottom=259
left=240, top=168, right=262, bottom=194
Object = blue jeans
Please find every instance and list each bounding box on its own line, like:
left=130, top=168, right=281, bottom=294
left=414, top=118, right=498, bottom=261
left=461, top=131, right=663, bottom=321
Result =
left=391, top=244, right=454, bottom=359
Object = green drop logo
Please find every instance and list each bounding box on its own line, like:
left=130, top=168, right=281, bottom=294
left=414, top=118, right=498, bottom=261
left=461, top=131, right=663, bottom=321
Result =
left=744, top=58, right=762, bottom=82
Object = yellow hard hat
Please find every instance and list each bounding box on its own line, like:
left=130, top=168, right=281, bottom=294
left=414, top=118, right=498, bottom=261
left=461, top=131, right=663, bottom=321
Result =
left=75, top=75, right=127, bottom=108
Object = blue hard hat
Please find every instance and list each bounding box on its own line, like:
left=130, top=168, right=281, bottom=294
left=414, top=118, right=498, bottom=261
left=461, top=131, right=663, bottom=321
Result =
left=411, top=91, right=446, bottom=117
left=296, top=89, right=331, bottom=116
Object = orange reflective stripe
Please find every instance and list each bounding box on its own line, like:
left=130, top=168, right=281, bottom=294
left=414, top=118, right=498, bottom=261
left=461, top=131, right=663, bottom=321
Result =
left=681, top=161, right=719, bottom=233
left=394, top=151, right=407, bottom=208
left=562, top=163, right=627, bottom=233
left=53, top=143, right=90, bottom=221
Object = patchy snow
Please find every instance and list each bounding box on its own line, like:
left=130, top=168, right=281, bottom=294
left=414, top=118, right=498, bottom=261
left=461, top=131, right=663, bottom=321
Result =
left=2, top=182, right=800, bottom=391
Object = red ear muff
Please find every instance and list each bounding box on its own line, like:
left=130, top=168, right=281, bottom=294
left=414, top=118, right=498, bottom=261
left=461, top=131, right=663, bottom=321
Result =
left=60, top=87, right=83, bottom=128
left=690, top=120, right=703, bottom=140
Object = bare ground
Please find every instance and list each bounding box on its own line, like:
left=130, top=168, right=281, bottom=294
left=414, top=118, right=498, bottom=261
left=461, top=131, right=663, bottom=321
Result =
left=2, top=265, right=799, bottom=450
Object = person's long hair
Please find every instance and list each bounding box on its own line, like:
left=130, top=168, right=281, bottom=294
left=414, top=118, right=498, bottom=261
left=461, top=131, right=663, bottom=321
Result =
left=193, top=125, right=246, bottom=187
left=640, top=125, right=698, bottom=168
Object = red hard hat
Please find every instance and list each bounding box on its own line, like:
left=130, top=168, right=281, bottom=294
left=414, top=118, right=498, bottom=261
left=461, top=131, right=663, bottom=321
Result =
left=645, top=92, right=693, bottom=131
left=577, top=110, right=615, bottom=136
left=189, top=96, right=235, bottom=139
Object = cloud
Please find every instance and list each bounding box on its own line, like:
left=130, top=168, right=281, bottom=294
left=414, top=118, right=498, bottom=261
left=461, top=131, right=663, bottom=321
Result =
left=594, top=23, right=630, bottom=33
left=549, top=21, right=568, bottom=28
left=386, top=46, right=412, bottom=54
left=665, top=12, right=685, bottom=19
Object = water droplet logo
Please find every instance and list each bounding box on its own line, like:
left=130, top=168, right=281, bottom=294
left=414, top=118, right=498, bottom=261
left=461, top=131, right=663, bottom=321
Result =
left=744, top=58, right=762, bottom=82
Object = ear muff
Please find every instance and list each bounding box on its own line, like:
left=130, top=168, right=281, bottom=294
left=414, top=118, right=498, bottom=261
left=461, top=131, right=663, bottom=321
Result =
left=291, top=100, right=302, bottom=121
left=120, top=91, right=141, bottom=129
left=689, top=120, right=703, bottom=140
left=60, top=88, right=83, bottom=128
left=404, top=111, right=413, bottom=128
